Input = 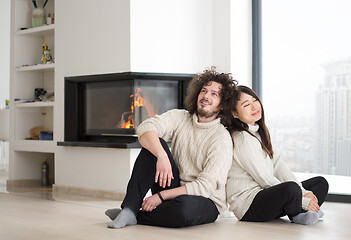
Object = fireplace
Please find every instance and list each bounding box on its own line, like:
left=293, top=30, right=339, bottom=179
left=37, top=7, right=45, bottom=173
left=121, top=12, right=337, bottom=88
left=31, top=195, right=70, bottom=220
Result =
left=57, top=72, right=193, bottom=148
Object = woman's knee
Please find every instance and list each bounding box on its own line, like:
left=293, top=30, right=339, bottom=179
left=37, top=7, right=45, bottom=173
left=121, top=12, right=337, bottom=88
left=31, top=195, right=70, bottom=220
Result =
left=281, top=182, right=302, bottom=199
left=313, top=176, right=329, bottom=205
left=315, top=176, right=329, bottom=193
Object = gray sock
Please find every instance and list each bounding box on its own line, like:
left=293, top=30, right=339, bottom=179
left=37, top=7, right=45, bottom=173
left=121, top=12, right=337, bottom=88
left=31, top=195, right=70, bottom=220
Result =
left=105, top=208, right=122, bottom=221
left=107, top=208, right=137, bottom=229
left=318, top=210, right=324, bottom=218
left=292, top=211, right=319, bottom=225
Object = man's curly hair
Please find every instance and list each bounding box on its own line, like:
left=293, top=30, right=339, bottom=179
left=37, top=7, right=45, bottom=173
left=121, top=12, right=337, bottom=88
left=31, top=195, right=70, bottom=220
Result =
left=184, top=66, right=237, bottom=128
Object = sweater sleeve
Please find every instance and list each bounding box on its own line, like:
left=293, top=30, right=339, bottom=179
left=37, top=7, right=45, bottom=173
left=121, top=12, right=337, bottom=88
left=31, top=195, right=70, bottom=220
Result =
left=136, top=109, right=187, bottom=141
left=233, top=132, right=281, bottom=188
left=185, top=131, right=233, bottom=197
left=273, top=151, right=311, bottom=196
left=273, top=151, right=312, bottom=210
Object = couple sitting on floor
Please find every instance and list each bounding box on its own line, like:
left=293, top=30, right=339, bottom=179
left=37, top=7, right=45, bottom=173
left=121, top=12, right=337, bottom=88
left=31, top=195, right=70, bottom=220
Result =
left=105, top=67, right=329, bottom=229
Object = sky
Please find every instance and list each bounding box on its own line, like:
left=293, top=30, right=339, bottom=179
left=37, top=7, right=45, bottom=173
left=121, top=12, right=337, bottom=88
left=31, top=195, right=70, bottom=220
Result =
left=262, top=0, right=351, bottom=119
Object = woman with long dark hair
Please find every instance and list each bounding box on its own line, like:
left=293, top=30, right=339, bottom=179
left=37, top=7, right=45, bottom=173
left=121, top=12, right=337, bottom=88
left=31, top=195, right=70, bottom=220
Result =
left=226, top=85, right=329, bottom=225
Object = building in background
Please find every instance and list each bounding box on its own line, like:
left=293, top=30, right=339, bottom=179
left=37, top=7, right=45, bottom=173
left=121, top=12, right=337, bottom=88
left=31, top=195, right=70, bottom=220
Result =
left=266, top=60, right=351, bottom=178
left=315, top=60, right=351, bottom=176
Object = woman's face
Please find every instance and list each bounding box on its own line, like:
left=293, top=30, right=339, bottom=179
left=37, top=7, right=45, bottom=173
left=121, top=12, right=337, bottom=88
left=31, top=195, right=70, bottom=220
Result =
left=233, top=92, right=262, bottom=125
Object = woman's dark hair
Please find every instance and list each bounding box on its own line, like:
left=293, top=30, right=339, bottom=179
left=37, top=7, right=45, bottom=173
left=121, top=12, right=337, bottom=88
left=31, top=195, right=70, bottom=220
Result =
left=184, top=66, right=237, bottom=128
left=229, top=85, right=274, bottom=158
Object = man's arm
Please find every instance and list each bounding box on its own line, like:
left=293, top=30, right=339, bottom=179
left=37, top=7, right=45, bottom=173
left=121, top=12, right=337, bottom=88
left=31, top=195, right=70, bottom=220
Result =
left=139, top=131, right=187, bottom=212
left=141, top=186, right=187, bottom=212
left=139, top=131, right=173, bottom=188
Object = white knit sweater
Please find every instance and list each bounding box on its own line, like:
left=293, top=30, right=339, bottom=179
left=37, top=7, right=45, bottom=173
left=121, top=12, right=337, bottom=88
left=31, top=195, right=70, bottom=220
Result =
left=226, top=124, right=311, bottom=220
left=137, top=109, right=233, bottom=213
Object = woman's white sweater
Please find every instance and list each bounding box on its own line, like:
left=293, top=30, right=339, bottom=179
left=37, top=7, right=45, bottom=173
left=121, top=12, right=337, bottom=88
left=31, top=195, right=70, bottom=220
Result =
left=137, top=109, right=233, bottom=213
left=226, top=124, right=311, bottom=220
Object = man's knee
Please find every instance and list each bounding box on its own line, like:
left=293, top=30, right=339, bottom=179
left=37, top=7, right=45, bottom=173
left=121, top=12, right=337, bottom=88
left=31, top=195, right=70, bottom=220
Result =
left=159, top=138, right=168, bottom=149
left=171, top=195, right=218, bottom=227
left=138, top=138, right=169, bottom=163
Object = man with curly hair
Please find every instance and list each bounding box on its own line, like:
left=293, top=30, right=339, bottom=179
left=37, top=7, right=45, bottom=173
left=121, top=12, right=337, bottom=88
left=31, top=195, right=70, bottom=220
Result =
left=106, top=67, right=237, bottom=228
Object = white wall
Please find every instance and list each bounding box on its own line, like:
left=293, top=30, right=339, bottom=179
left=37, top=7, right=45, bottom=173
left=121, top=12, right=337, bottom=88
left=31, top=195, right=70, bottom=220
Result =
left=0, top=0, right=11, bottom=109
left=130, top=0, right=232, bottom=73
left=55, top=0, right=133, bottom=192
left=130, top=0, right=212, bottom=73
left=231, top=0, right=252, bottom=87
left=55, top=0, right=131, bottom=142
left=212, top=0, right=231, bottom=72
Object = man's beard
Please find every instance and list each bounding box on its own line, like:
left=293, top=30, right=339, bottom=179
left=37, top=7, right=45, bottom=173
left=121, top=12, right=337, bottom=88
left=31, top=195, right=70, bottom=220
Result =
left=197, top=107, right=221, bottom=119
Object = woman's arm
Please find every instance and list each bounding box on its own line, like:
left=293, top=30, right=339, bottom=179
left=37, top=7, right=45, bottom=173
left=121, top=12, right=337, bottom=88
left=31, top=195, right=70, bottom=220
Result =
left=273, top=153, right=320, bottom=210
left=273, top=153, right=311, bottom=195
left=233, top=132, right=281, bottom=188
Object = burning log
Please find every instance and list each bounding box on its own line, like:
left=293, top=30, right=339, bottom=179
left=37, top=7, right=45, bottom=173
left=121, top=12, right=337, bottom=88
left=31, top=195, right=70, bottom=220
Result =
left=118, top=88, right=154, bottom=129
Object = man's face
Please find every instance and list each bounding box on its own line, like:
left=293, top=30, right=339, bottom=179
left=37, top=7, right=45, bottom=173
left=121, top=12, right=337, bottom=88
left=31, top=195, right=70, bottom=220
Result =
left=196, top=81, right=222, bottom=122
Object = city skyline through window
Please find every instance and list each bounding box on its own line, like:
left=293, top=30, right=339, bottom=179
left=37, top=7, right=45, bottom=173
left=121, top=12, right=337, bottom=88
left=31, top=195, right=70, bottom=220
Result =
left=262, top=0, right=351, bottom=195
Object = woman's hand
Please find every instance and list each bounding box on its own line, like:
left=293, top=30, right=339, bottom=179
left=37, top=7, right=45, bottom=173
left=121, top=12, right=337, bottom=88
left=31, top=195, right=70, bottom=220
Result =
left=155, top=154, right=173, bottom=188
left=142, top=193, right=163, bottom=212
left=304, top=192, right=320, bottom=212
left=304, top=192, right=318, bottom=202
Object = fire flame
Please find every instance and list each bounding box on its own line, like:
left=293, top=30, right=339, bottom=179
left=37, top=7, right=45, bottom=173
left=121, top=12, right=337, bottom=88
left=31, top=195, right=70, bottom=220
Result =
left=121, top=88, right=144, bottom=129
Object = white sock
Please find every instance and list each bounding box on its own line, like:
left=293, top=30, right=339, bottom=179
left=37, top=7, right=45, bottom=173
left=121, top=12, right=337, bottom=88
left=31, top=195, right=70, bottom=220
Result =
left=107, top=208, right=137, bottom=229
left=318, top=210, right=324, bottom=218
left=105, top=208, right=122, bottom=221
left=292, top=211, right=319, bottom=225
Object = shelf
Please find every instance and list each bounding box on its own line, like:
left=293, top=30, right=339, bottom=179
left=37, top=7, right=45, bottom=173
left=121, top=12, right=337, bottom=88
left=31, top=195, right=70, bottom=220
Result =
left=16, top=24, right=55, bottom=37
left=15, top=102, right=54, bottom=108
left=57, top=139, right=142, bottom=149
left=16, top=63, right=55, bottom=72
left=13, top=140, right=56, bottom=153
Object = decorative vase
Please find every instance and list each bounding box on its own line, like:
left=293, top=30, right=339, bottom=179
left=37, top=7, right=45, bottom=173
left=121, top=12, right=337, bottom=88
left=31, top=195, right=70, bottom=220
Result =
left=32, top=8, right=46, bottom=28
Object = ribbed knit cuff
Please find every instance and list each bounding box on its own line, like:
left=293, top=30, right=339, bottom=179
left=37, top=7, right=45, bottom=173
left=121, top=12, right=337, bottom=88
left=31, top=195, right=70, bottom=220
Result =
left=301, top=188, right=312, bottom=196
left=184, top=183, right=194, bottom=195
left=136, top=122, right=159, bottom=138
left=302, top=197, right=311, bottom=210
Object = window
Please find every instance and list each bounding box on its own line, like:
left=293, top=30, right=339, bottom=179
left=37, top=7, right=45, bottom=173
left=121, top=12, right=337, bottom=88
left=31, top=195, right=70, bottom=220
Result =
left=261, top=0, right=351, bottom=196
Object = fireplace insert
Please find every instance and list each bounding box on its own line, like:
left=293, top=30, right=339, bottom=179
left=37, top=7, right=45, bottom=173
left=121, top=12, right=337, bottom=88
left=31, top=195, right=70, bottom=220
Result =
left=58, top=72, right=193, bottom=148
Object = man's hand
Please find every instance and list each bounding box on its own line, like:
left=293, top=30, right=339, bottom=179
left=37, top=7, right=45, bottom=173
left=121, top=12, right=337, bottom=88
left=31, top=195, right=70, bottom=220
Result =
left=304, top=192, right=320, bottom=212
left=142, top=193, right=162, bottom=212
left=155, top=153, right=173, bottom=188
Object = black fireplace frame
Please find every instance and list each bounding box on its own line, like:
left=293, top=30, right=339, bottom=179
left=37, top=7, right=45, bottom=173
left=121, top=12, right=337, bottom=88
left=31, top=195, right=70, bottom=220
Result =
left=57, top=72, right=193, bottom=148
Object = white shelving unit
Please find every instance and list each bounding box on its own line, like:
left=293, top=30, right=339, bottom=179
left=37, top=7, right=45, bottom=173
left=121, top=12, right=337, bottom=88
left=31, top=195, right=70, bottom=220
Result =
left=16, top=62, right=55, bottom=72
left=13, top=140, right=56, bottom=153
left=16, top=23, right=54, bottom=37
left=15, top=101, right=55, bottom=108
left=9, top=0, right=56, bottom=188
